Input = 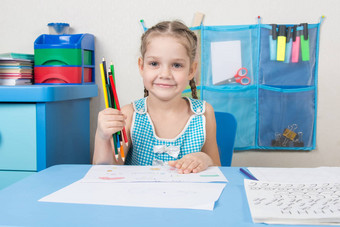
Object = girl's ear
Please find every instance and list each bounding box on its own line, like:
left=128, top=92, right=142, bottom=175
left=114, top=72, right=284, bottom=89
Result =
left=138, top=57, right=144, bottom=75
left=188, top=61, right=198, bottom=80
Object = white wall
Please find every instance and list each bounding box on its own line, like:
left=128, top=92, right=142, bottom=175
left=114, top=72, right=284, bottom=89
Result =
left=1, top=0, right=339, bottom=167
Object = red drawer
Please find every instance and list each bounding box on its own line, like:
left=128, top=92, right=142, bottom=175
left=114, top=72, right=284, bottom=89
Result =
left=34, top=66, right=92, bottom=84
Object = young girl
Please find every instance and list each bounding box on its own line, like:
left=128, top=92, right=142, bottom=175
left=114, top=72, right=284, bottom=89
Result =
left=93, top=20, right=220, bottom=173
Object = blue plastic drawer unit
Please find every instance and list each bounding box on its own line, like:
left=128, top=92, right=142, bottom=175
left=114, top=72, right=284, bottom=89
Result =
left=0, top=84, right=98, bottom=189
left=34, top=34, right=95, bottom=84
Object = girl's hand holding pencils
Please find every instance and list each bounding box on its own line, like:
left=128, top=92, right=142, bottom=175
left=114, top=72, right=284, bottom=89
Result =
left=96, top=108, right=126, bottom=141
left=99, top=59, right=128, bottom=162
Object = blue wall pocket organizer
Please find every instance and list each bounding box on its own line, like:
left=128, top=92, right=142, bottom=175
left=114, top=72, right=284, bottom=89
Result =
left=188, top=17, right=324, bottom=151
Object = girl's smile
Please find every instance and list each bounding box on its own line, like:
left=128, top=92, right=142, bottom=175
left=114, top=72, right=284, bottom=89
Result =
left=153, top=82, right=176, bottom=88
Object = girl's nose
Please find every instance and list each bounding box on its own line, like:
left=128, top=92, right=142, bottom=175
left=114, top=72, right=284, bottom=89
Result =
left=159, top=66, right=171, bottom=79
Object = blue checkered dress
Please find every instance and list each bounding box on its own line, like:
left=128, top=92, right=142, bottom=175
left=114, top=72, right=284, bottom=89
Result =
left=124, top=97, right=206, bottom=166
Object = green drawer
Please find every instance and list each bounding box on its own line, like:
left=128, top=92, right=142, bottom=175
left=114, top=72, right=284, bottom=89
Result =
left=83, top=50, right=92, bottom=66
left=35, top=49, right=92, bottom=66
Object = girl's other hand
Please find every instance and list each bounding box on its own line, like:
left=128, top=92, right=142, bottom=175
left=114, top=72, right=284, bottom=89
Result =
left=168, top=152, right=213, bottom=174
left=96, top=108, right=126, bottom=140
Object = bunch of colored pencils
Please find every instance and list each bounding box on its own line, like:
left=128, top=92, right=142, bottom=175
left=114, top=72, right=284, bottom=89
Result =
left=100, top=58, right=128, bottom=162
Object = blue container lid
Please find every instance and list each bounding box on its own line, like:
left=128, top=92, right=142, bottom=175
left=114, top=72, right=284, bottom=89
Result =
left=34, top=34, right=94, bottom=50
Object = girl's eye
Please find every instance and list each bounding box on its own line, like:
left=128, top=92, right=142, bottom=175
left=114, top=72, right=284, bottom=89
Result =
left=150, top=62, right=158, bottom=67
left=173, top=63, right=183, bottom=68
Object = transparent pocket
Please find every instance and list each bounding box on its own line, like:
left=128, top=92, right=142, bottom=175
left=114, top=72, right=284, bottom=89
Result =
left=259, top=25, right=318, bottom=87
left=258, top=87, right=315, bottom=148
left=203, top=86, right=257, bottom=148
left=202, top=25, right=258, bottom=87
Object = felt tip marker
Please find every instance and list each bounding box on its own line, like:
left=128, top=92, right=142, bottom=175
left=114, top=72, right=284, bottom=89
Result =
left=300, top=23, right=310, bottom=61
left=269, top=24, right=277, bottom=61
left=291, top=25, right=300, bottom=63
left=276, top=25, right=286, bottom=61
left=284, top=27, right=293, bottom=63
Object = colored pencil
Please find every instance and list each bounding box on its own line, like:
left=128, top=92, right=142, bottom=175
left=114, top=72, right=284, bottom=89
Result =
left=116, top=133, right=121, bottom=156
left=119, top=141, right=125, bottom=161
left=112, top=132, right=118, bottom=161
left=102, top=58, right=108, bottom=83
left=110, top=62, right=116, bottom=84
left=108, top=72, right=120, bottom=136
left=109, top=74, right=129, bottom=145
left=110, top=64, right=117, bottom=109
left=108, top=72, right=115, bottom=109
left=115, top=122, right=125, bottom=161
left=99, top=63, right=109, bottom=108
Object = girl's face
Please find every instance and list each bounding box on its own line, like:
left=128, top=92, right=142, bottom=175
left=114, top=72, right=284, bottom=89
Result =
left=138, top=35, right=197, bottom=101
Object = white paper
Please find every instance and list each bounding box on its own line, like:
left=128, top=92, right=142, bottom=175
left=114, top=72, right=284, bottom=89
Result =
left=39, top=165, right=228, bottom=210
left=81, top=165, right=228, bottom=183
left=248, top=167, right=340, bottom=183
left=210, top=40, right=242, bottom=85
left=244, top=179, right=340, bottom=225
left=39, top=181, right=226, bottom=211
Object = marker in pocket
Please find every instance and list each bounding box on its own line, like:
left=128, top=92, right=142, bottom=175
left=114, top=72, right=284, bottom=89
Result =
left=269, top=24, right=277, bottom=61
left=300, top=23, right=310, bottom=61
left=284, top=27, right=293, bottom=63
left=291, top=25, right=300, bottom=63
left=276, top=25, right=286, bottom=61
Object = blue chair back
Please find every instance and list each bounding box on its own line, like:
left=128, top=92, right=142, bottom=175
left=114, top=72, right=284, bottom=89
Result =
left=215, top=112, right=237, bottom=166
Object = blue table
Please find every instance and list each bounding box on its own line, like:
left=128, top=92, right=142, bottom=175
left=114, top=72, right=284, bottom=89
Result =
left=0, top=165, right=328, bottom=227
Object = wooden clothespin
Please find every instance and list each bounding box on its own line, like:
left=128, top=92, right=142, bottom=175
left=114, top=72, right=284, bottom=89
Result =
left=192, top=12, right=205, bottom=27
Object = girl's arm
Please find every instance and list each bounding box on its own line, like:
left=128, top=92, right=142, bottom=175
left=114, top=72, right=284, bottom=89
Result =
left=92, top=104, right=133, bottom=165
left=201, top=102, right=221, bottom=166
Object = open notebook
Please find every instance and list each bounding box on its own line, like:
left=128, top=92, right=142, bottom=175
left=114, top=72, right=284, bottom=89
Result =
left=244, top=180, right=340, bottom=225
left=244, top=167, right=340, bottom=225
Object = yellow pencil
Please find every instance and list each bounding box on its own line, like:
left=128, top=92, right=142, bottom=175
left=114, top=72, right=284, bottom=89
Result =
left=100, top=63, right=109, bottom=108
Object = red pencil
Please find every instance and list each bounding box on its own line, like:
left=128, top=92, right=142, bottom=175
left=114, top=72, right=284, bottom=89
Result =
left=109, top=75, right=128, bottom=145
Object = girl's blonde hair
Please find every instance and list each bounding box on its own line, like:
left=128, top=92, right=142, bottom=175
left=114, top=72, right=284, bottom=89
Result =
left=140, top=20, right=198, bottom=99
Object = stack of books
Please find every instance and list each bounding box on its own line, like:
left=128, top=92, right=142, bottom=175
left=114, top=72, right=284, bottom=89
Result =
left=0, top=53, right=34, bottom=85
